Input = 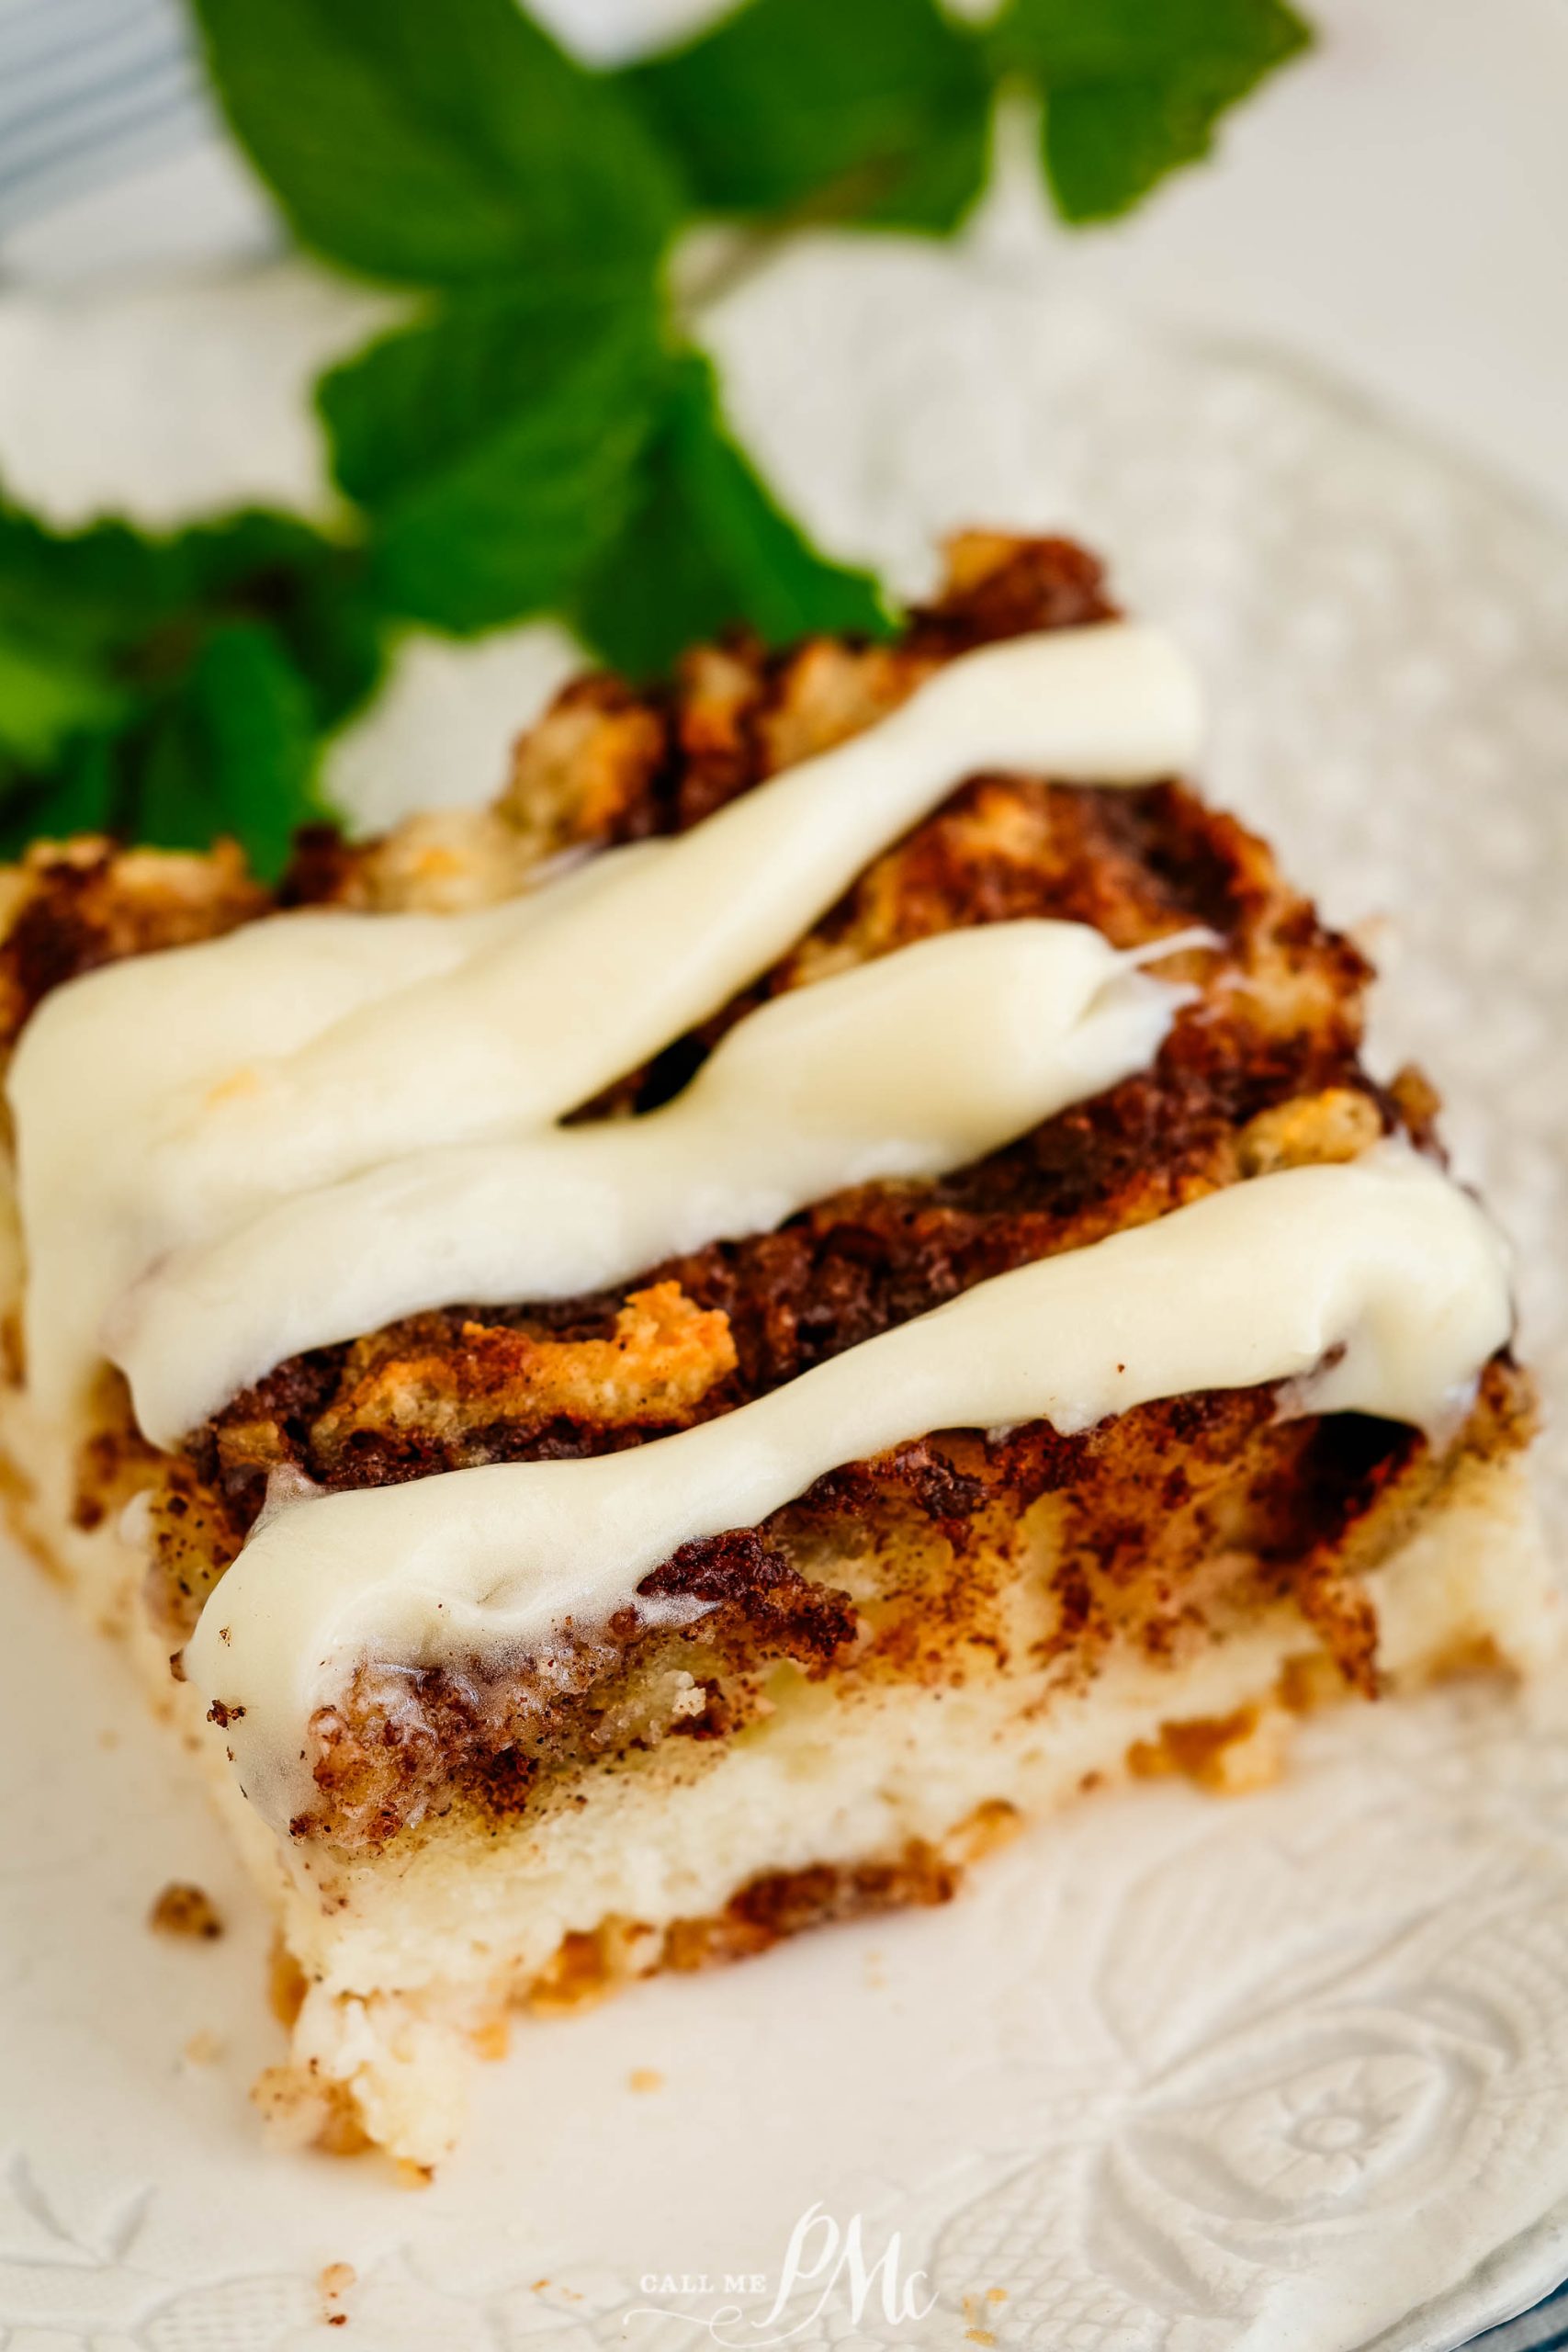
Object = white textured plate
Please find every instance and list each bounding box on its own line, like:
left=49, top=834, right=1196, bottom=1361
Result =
left=3, top=238, right=1567, bottom=2352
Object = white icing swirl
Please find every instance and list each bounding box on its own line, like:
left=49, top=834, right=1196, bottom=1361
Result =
left=9, top=620, right=1201, bottom=1423
left=187, top=1146, right=1512, bottom=1834
left=110, top=922, right=1189, bottom=1443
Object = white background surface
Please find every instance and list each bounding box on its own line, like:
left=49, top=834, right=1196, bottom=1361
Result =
left=6, top=0, right=1568, bottom=520
left=6, top=0, right=1567, bottom=833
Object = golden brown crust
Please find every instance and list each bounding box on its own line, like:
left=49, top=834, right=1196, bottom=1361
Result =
left=0, top=837, right=265, bottom=1049
left=148, top=1881, right=224, bottom=1939
left=307, top=1283, right=737, bottom=1476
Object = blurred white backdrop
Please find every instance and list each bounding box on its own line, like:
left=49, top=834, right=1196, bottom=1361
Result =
left=3, top=0, right=1564, bottom=831
left=4, top=0, right=1567, bottom=514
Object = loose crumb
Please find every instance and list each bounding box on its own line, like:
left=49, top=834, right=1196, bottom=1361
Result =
left=268, top=1938, right=310, bottom=2027
left=183, top=2028, right=224, bottom=2065
left=628, top=2067, right=664, bottom=2094
left=149, top=1882, right=223, bottom=1939
left=470, top=2014, right=510, bottom=2062
left=319, top=2261, right=355, bottom=2327
left=964, top=2292, right=998, bottom=2345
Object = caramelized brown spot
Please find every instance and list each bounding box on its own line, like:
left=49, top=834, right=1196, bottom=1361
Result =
left=309, top=1283, right=737, bottom=1478
left=0, top=839, right=264, bottom=1047
left=148, top=1881, right=224, bottom=1940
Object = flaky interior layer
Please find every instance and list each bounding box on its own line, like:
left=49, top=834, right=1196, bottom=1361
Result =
left=2, top=1357, right=1556, bottom=2168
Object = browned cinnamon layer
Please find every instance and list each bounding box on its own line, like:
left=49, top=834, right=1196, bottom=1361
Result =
left=244, top=1361, right=1532, bottom=1853
left=5, top=533, right=1530, bottom=1864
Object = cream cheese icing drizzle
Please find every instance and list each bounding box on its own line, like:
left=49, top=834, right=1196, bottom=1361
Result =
left=186, top=1145, right=1513, bottom=1833
left=9, top=840, right=662, bottom=1420
left=9, top=619, right=1201, bottom=1423
left=111, top=922, right=1190, bottom=1444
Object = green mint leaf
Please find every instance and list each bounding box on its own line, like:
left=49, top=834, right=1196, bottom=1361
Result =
left=189, top=0, right=684, bottom=284
left=0, top=495, right=386, bottom=865
left=135, top=623, right=321, bottom=880
left=574, top=353, right=888, bottom=677
left=0, top=637, right=130, bottom=767
left=0, top=502, right=305, bottom=654
left=992, top=0, right=1311, bottom=221
left=0, top=735, right=120, bottom=861
left=179, top=516, right=385, bottom=734
left=39, top=735, right=118, bottom=838
left=0, top=496, right=383, bottom=731
left=0, top=503, right=191, bottom=660
left=626, top=0, right=993, bottom=234
left=321, top=282, right=668, bottom=634
left=321, top=279, right=654, bottom=504
left=221, top=534, right=386, bottom=734
left=264, top=560, right=386, bottom=736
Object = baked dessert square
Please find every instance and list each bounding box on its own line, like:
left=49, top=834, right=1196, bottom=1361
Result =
left=0, top=532, right=1553, bottom=2169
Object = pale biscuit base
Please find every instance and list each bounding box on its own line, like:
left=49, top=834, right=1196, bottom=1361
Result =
left=1, top=1359, right=1556, bottom=2171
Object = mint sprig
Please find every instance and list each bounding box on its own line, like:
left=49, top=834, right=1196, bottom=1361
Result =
left=0, top=0, right=1313, bottom=872
left=574, top=355, right=887, bottom=679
